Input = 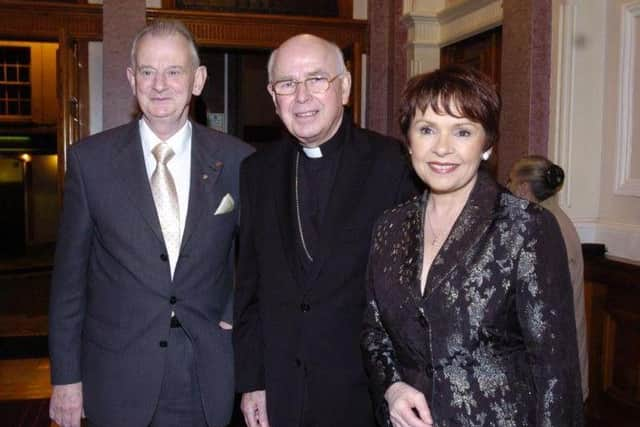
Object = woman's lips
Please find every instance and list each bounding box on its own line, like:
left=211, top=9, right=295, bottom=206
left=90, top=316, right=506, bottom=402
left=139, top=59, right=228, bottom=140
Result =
left=428, top=162, right=458, bottom=174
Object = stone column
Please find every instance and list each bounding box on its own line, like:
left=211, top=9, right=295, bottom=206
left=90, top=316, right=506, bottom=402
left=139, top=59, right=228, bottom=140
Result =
left=102, top=0, right=146, bottom=130
left=366, top=0, right=407, bottom=139
left=499, top=0, right=552, bottom=182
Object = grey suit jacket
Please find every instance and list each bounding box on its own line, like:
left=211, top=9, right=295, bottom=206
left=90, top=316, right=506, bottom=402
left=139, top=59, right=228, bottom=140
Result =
left=49, top=120, right=253, bottom=427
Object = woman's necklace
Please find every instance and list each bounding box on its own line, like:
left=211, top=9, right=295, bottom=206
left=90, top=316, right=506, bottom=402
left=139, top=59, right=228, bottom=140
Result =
left=426, top=210, right=442, bottom=247
left=426, top=204, right=460, bottom=248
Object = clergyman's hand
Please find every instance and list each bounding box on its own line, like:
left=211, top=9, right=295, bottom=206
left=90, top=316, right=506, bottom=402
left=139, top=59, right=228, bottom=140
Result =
left=241, top=389, right=270, bottom=427
left=50, top=382, right=84, bottom=427
left=384, top=381, right=433, bottom=427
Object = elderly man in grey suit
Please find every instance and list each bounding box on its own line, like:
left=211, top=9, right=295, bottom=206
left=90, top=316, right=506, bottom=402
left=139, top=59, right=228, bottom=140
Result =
left=48, top=19, right=252, bottom=427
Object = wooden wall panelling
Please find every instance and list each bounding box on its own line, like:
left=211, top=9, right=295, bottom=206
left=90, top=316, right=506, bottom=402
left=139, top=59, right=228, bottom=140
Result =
left=340, top=41, right=362, bottom=126
left=0, top=2, right=367, bottom=50
left=161, top=0, right=350, bottom=18
left=350, top=41, right=362, bottom=126
left=337, top=0, right=353, bottom=19
left=602, top=307, right=640, bottom=404
left=146, top=9, right=367, bottom=51
left=0, top=1, right=102, bottom=41
left=584, top=254, right=640, bottom=426
left=440, top=26, right=502, bottom=92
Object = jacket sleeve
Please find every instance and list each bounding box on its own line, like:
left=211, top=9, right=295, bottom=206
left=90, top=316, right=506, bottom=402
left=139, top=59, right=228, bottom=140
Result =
left=515, top=209, right=584, bottom=426
left=48, top=146, right=91, bottom=385
left=233, top=159, right=265, bottom=392
left=361, top=220, right=402, bottom=426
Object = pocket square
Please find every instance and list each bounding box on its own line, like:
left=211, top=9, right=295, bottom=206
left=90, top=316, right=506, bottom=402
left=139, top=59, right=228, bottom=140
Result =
left=214, top=193, right=235, bottom=215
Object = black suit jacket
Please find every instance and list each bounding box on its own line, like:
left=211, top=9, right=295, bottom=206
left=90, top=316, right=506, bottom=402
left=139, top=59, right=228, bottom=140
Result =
left=234, top=121, right=420, bottom=427
left=49, top=121, right=253, bottom=427
left=362, top=171, right=584, bottom=426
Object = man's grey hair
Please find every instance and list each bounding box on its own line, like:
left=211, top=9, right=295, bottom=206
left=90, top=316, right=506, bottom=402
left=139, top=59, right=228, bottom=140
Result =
left=130, top=19, right=200, bottom=69
left=267, top=36, right=347, bottom=82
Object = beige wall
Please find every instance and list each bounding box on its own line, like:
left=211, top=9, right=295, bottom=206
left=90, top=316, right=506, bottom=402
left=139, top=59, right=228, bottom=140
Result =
left=354, top=0, right=367, bottom=19
left=596, top=0, right=640, bottom=257
left=551, top=0, right=640, bottom=260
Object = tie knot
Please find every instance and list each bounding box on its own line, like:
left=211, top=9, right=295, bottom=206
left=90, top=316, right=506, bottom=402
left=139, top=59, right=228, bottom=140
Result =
left=152, top=142, right=175, bottom=165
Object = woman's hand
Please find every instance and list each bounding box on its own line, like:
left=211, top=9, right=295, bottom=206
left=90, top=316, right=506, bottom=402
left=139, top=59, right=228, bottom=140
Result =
left=384, top=381, right=433, bottom=427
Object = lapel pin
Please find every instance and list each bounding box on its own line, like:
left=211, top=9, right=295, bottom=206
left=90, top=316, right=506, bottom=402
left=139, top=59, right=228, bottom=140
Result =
left=202, top=174, right=208, bottom=180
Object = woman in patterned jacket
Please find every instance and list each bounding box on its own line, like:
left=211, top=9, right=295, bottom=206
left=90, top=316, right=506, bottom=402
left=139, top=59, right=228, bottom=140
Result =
left=362, top=66, right=583, bottom=427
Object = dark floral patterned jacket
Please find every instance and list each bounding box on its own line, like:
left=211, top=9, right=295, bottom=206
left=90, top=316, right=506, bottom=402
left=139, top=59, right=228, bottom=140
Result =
left=362, top=170, right=584, bottom=427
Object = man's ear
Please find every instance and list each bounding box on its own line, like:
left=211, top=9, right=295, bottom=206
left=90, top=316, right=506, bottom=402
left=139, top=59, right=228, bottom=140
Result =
left=340, top=71, right=352, bottom=105
left=126, top=67, right=136, bottom=96
left=191, top=65, right=207, bottom=96
left=267, top=83, right=281, bottom=115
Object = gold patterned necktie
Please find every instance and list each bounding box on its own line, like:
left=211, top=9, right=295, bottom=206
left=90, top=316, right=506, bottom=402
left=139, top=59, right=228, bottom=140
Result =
left=151, top=142, right=180, bottom=269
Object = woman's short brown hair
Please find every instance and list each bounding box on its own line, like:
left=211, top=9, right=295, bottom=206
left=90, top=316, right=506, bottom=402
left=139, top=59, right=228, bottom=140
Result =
left=399, top=65, right=500, bottom=149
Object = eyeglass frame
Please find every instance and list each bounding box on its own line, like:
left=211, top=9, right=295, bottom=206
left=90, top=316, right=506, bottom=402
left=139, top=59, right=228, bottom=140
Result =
left=269, top=73, right=344, bottom=96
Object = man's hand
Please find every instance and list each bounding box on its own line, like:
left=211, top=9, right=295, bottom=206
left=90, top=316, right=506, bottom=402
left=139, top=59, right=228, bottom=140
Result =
left=384, top=381, right=433, bottom=427
left=50, top=382, right=84, bottom=427
left=240, top=390, right=270, bottom=427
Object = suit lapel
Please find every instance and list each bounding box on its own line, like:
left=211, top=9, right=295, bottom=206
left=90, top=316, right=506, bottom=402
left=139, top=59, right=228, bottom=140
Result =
left=180, top=124, right=222, bottom=252
left=397, top=195, right=426, bottom=304
left=309, top=125, right=374, bottom=279
left=271, top=140, right=303, bottom=285
left=112, top=122, right=164, bottom=244
left=424, top=170, right=500, bottom=300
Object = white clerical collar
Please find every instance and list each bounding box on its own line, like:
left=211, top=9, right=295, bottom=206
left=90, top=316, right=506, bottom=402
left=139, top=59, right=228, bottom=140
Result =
left=302, top=146, right=323, bottom=158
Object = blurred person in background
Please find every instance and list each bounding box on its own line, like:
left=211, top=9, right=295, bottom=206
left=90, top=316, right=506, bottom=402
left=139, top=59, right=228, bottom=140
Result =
left=508, top=155, right=588, bottom=401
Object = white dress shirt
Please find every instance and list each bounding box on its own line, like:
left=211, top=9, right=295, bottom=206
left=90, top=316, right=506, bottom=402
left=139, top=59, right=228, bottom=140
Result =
left=139, top=119, right=192, bottom=278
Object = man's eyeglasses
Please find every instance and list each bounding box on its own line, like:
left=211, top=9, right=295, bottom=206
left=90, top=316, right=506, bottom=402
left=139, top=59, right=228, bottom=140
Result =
left=270, top=74, right=343, bottom=96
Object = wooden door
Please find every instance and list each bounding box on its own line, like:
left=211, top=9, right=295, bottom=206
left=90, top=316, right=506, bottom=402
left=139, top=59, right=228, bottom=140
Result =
left=342, top=41, right=363, bottom=127
left=440, top=26, right=502, bottom=91
left=56, top=29, right=82, bottom=197
left=440, top=27, right=502, bottom=177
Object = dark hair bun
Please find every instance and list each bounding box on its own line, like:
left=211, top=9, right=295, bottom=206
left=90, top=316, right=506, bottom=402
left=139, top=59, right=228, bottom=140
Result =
left=544, top=164, right=565, bottom=190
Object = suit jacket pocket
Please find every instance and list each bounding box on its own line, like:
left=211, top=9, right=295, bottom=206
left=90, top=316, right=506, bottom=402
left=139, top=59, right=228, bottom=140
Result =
left=82, top=314, right=125, bottom=352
